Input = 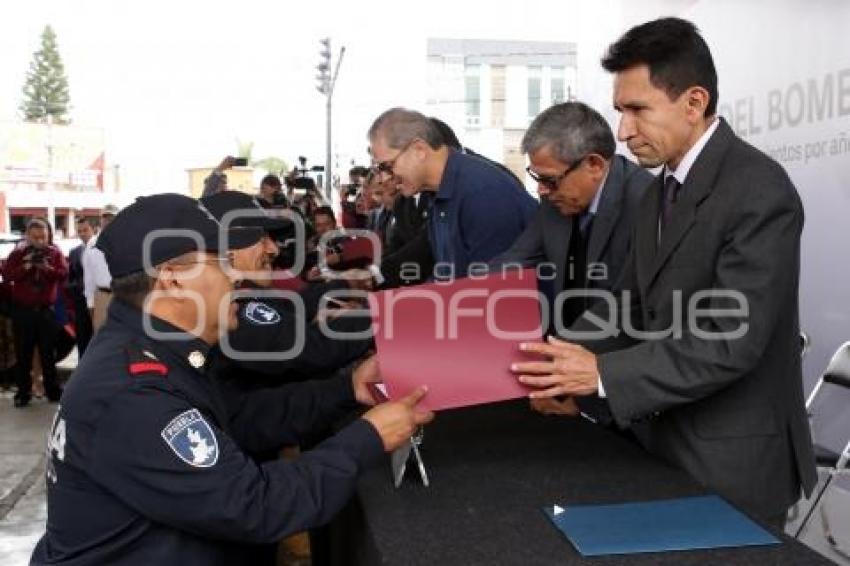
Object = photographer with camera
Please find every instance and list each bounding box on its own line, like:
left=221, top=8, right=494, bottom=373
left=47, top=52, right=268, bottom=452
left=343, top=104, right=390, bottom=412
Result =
left=1, top=218, right=68, bottom=407
left=340, top=166, right=370, bottom=229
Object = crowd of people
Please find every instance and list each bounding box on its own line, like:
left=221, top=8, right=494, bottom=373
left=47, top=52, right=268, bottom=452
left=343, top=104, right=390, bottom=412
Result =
left=5, top=16, right=817, bottom=566
left=0, top=206, right=119, bottom=407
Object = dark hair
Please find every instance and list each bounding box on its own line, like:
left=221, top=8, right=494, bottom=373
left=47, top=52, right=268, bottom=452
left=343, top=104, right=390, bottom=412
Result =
left=368, top=108, right=444, bottom=150
left=313, top=205, right=336, bottom=222
left=349, top=166, right=370, bottom=178
left=111, top=271, right=155, bottom=309
left=429, top=117, right=462, bottom=150
left=522, top=101, right=615, bottom=162
left=26, top=216, right=54, bottom=244
left=601, top=17, right=718, bottom=117
left=76, top=216, right=94, bottom=226
left=260, top=174, right=282, bottom=190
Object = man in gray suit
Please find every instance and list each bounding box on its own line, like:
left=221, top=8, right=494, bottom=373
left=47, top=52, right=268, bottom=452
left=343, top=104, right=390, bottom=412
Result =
left=493, top=102, right=651, bottom=333
left=512, top=17, right=816, bottom=527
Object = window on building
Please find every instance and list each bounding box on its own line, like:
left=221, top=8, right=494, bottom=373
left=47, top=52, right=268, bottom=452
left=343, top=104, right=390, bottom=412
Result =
left=551, top=66, right=566, bottom=105
left=528, top=65, right=542, bottom=118
left=465, top=64, right=481, bottom=119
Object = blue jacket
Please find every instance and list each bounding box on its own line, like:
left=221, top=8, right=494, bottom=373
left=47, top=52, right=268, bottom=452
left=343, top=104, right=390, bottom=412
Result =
left=429, top=150, right=537, bottom=278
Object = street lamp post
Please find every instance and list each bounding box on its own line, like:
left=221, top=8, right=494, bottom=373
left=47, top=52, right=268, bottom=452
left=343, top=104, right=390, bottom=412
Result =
left=316, top=38, right=345, bottom=201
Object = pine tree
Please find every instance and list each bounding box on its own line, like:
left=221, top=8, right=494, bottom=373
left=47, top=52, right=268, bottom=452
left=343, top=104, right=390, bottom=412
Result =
left=19, top=25, right=71, bottom=124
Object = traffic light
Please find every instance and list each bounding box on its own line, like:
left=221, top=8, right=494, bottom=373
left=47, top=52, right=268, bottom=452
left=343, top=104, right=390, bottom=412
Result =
left=316, top=37, right=331, bottom=95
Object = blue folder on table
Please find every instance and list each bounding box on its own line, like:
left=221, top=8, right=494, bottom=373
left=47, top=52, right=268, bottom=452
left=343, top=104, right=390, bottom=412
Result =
left=543, top=495, right=780, bottom=556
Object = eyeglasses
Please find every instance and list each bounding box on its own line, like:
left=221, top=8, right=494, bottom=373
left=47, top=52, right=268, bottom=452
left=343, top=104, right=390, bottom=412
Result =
left=371, top=140, right=416, bottom=179
left=526, top=156, right=587, bottom=191
left=168, top=256, right=233, bottom=270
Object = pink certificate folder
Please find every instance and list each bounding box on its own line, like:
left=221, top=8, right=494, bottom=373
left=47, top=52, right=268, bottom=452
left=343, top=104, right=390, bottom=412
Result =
left=370, top=269, right=542, bottom=412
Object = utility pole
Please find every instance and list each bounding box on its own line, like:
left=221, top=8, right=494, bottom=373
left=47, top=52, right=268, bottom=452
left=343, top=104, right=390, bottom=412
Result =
left=46, top=114, right=55, bottom=230
left=316, top=37, right=345, bottom=201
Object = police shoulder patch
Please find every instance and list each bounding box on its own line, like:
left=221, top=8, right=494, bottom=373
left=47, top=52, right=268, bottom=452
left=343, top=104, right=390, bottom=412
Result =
left=243, top=301, right=281, bottom=325
left=126, top=344, right=168, bottom=377
left=161, top=409, right=219, bottom=468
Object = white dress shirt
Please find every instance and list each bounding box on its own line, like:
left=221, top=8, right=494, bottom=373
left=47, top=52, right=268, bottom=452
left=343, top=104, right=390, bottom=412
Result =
left=83, top=234, right=113, bottom=308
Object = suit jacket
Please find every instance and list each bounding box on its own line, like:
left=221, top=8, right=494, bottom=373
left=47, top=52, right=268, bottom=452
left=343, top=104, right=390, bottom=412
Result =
left=493, top=155, right=651, bottom=300
left=68, top=244, right=86, bottom=299
left=379, top=194, right=434, bottom=287
left=586, top=119, right=816, bottom=519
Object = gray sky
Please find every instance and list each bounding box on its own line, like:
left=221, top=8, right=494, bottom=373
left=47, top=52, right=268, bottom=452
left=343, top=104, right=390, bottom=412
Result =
left=0, top=0, right=587, bottom=195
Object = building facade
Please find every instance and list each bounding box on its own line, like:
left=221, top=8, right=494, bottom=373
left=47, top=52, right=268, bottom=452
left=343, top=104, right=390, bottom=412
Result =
left=0, top=121, right=118, bottom=237
left=426, top=38, right=577, bottom=182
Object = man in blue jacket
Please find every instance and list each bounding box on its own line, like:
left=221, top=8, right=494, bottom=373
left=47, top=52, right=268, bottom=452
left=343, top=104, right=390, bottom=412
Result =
left=368, top=108, right=537, bottom=279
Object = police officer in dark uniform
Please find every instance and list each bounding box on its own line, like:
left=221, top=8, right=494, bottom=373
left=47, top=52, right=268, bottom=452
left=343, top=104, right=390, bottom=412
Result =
left=199, top=190, right=373, bottom=383
left=31, top=193, right=433, bottom=566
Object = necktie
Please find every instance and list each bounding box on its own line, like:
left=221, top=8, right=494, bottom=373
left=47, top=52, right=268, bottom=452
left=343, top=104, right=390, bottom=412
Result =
left=562, top=214, right=592, bottom=328
left=660, top=176, right=682, bottom=234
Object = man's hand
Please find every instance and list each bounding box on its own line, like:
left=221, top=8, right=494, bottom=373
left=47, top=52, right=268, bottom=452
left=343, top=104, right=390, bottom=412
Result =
left=352, top=354, right=380, bottom=406
left=215, top=156, right=236, bottom=173
left=305, top=266, right=325, bottom=281
left=511, top=336, right=599, bottom=398
left=362, top=387, right=434, bottom=452
left=530, top=396, right=580, bottom=417
left=341, top=269, right=375, bottom=291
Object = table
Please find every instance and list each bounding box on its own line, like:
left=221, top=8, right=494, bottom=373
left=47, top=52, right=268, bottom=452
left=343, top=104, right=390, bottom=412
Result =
left=329, top=400, right=832, bottom=565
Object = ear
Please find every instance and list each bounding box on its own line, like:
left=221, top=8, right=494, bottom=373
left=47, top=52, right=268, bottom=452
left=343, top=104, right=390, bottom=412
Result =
left=583, top=154, right=608, bottom=181
left=412, top=139, right=431, bottom=160
left=154, top=265, right=184, bottom=294
left=583, top=153, right=607, bottom=173
left=684, top=86, right=711, bottom=122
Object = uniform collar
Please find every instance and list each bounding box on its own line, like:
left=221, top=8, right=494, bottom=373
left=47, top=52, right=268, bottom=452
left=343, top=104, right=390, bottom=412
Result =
left=108, top=299, right=212, bottom=372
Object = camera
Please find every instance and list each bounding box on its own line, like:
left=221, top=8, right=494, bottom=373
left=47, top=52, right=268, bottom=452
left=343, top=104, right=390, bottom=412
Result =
left=25, top=246, right=47, bottom=265
left=291, top=156, right=325, bottom=179
left=233, top=157, right=248, bottom=167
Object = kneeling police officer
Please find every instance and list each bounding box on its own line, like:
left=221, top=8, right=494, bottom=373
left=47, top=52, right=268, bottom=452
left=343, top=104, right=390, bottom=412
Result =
left=199, top=190, right=373, bottom=383
left=31, top=194, right=432, bottom=565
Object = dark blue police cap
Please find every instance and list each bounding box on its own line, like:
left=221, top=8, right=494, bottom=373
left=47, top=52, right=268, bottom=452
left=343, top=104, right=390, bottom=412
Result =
left=200, top=190, right=292, bottom=231
left=96, top=193, right=263, bottom=278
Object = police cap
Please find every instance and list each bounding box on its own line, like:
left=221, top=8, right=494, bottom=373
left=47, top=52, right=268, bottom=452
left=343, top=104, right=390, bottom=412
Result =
left=200, top=190, right=292, bottom=231
left=97, top=193, right=263, bottom=278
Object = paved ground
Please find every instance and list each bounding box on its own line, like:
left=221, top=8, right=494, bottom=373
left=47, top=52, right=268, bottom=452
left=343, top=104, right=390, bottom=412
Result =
left=0, top=391, right=54, bottom=565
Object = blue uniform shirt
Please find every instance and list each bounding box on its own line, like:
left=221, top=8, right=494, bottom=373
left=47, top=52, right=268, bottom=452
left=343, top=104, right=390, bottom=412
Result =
left=429, top=150, right=538, bottom=278
left=31, top=299, right=383, bottom=565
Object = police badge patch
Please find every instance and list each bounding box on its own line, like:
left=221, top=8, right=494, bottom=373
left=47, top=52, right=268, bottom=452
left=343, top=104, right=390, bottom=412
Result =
left=161, top=409, right=219, bottom=468
left=244, top=301, right=281, bottom=325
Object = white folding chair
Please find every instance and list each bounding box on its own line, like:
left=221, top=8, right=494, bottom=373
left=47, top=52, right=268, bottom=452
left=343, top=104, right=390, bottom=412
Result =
left=793, top=341, right=850, bottom=560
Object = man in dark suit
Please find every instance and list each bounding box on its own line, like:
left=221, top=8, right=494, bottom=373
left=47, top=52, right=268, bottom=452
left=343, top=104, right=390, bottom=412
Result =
left=377, top=192, right=434, bottom=288
left=67, top=217, right=95, bottom=355
left=512, top=17, right=816, bottom=526
left=492, top=102, right=651, bottom=331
